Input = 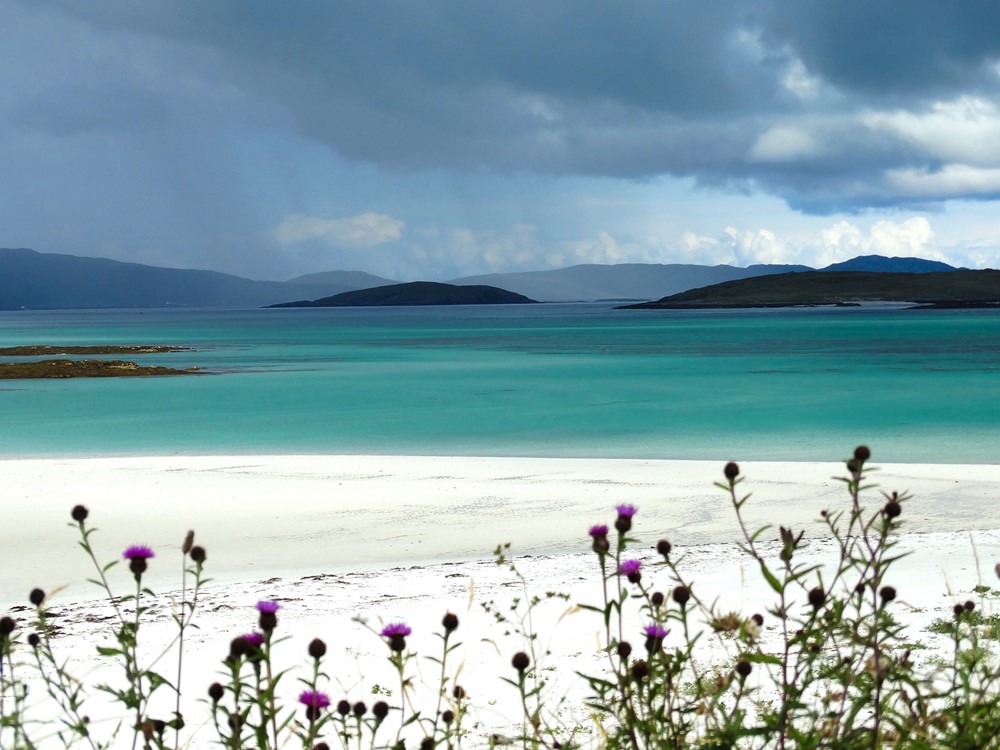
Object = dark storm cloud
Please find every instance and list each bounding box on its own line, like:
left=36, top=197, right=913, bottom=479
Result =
left=11, top=0, right=1000, bottom=212
left=760, top=0, right=1000, bottom=101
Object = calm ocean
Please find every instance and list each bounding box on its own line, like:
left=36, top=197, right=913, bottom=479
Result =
left=1, top=303, right=998, bottom=463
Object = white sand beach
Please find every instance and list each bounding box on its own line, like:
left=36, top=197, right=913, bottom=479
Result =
left=2, top=455, right=999, bottom=748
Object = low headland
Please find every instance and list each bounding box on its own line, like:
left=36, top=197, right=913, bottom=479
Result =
left=622, top=268, right=1000, bottom=309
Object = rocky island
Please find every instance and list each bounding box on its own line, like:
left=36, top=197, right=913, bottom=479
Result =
left=0, top=345, right=199, bottom=380
left=268, top=281, right=538, bottom=307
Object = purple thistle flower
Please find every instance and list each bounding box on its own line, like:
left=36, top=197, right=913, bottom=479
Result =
left=242, top=632, right=264, bottom=648
left=618, top=559, right=642, bottom=576
left=299, top=689, right=331, bottom=721
left=643, top=624, right=669, bottom=639
left=380, top=622, right=412, bottom=638
left=122, top=545, right=155, bottom=560
left=589, top=523, right=611, bottom=555
left=614, top=504, right=638, bottom=533
left=643, top=622, right=669, bottom=652
left=381, top=621, right=411, bottom=653
left=299, top=690, right=331, bottom=708
left=123, top=545, right=155, bottom=576
left=255, top=600, right=280, bottom=614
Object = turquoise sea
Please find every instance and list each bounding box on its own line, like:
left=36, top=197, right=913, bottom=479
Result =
left=1, top=304, right=998, bottom=463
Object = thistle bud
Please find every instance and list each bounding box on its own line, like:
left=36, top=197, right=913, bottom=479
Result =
left=808, top=587, right=826, bottom=609
left=511, top=652, right=530, bottom=673
left=631, top=659, right=649, bottom=682
left=672, top=585, right=690, bottom=606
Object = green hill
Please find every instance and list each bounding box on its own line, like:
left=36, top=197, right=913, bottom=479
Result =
left=622, top=270, right=1000, bottom=309
left=269, top=281, right=537, bottom=307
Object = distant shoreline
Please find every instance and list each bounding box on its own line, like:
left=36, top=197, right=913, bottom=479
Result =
left=620, top=300, right=1000, bottom=310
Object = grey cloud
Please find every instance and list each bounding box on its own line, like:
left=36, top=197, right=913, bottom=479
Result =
left=760, top=1, right=1000, bottom=102
left=11, top=0, right=1000, bottom=213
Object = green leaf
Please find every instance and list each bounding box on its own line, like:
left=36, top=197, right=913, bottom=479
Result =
left=96, top=646, right=121, bottom=657
left=742, top=652, right=782, bottom=666
left=145, top=670, right=176, bottom=691
left=758, top=561, right=782, bottom=593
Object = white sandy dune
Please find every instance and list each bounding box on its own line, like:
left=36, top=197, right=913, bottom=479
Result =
left=2, top=455, right=999, bottom=748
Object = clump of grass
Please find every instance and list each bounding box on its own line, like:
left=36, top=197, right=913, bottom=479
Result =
left=0, top=446, right=997, bottom=749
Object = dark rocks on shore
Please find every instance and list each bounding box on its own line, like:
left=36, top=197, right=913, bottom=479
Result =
left=0, top=359, right=200, bottom=379
left=0, top=345, right=199, bottom=379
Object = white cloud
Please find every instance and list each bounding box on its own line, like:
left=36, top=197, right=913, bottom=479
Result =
left=274, top=212, right=405, bottom=247
left=782, top=59, right=822, bottom=99
left=865, top=217, right=936, bottom=257
left=864, top=97, right=1000, bottom=167
left=885, top=164, right=1000, bottom=198
left=552, top=231, right=637, bottom=267
left=714, top=217, right=942, bottom=268
left=723, top=226, right=792, bottom=264
left=749, top=125, right=821, bottom=162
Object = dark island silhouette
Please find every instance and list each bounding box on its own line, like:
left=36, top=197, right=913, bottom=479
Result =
left=620, top=270, right=1000, bottom=309
left=268, top=281, right=538, bottom=307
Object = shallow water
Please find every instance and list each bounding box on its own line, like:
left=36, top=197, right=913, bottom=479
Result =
left=1, top=303, right=999, bottom=462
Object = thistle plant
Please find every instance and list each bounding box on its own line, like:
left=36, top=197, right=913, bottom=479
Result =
left=0, top=504, right=208, bottom=750
left=568, top=447, right=1000, bottom=749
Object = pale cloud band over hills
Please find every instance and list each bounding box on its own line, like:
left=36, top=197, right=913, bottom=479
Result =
left=271, top=211, right=972, bottom=280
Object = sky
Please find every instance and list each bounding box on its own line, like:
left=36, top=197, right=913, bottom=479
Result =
left=4, top=1, right=1000, bottom=281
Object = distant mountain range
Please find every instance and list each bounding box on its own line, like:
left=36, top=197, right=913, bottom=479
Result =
left=820, top=255, right=960, bottom=274
left=0, top=248, right=387, bottom=310
left=0, top=247, right=970, bottom=310
left=448, top=262, right=813, bottom=302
